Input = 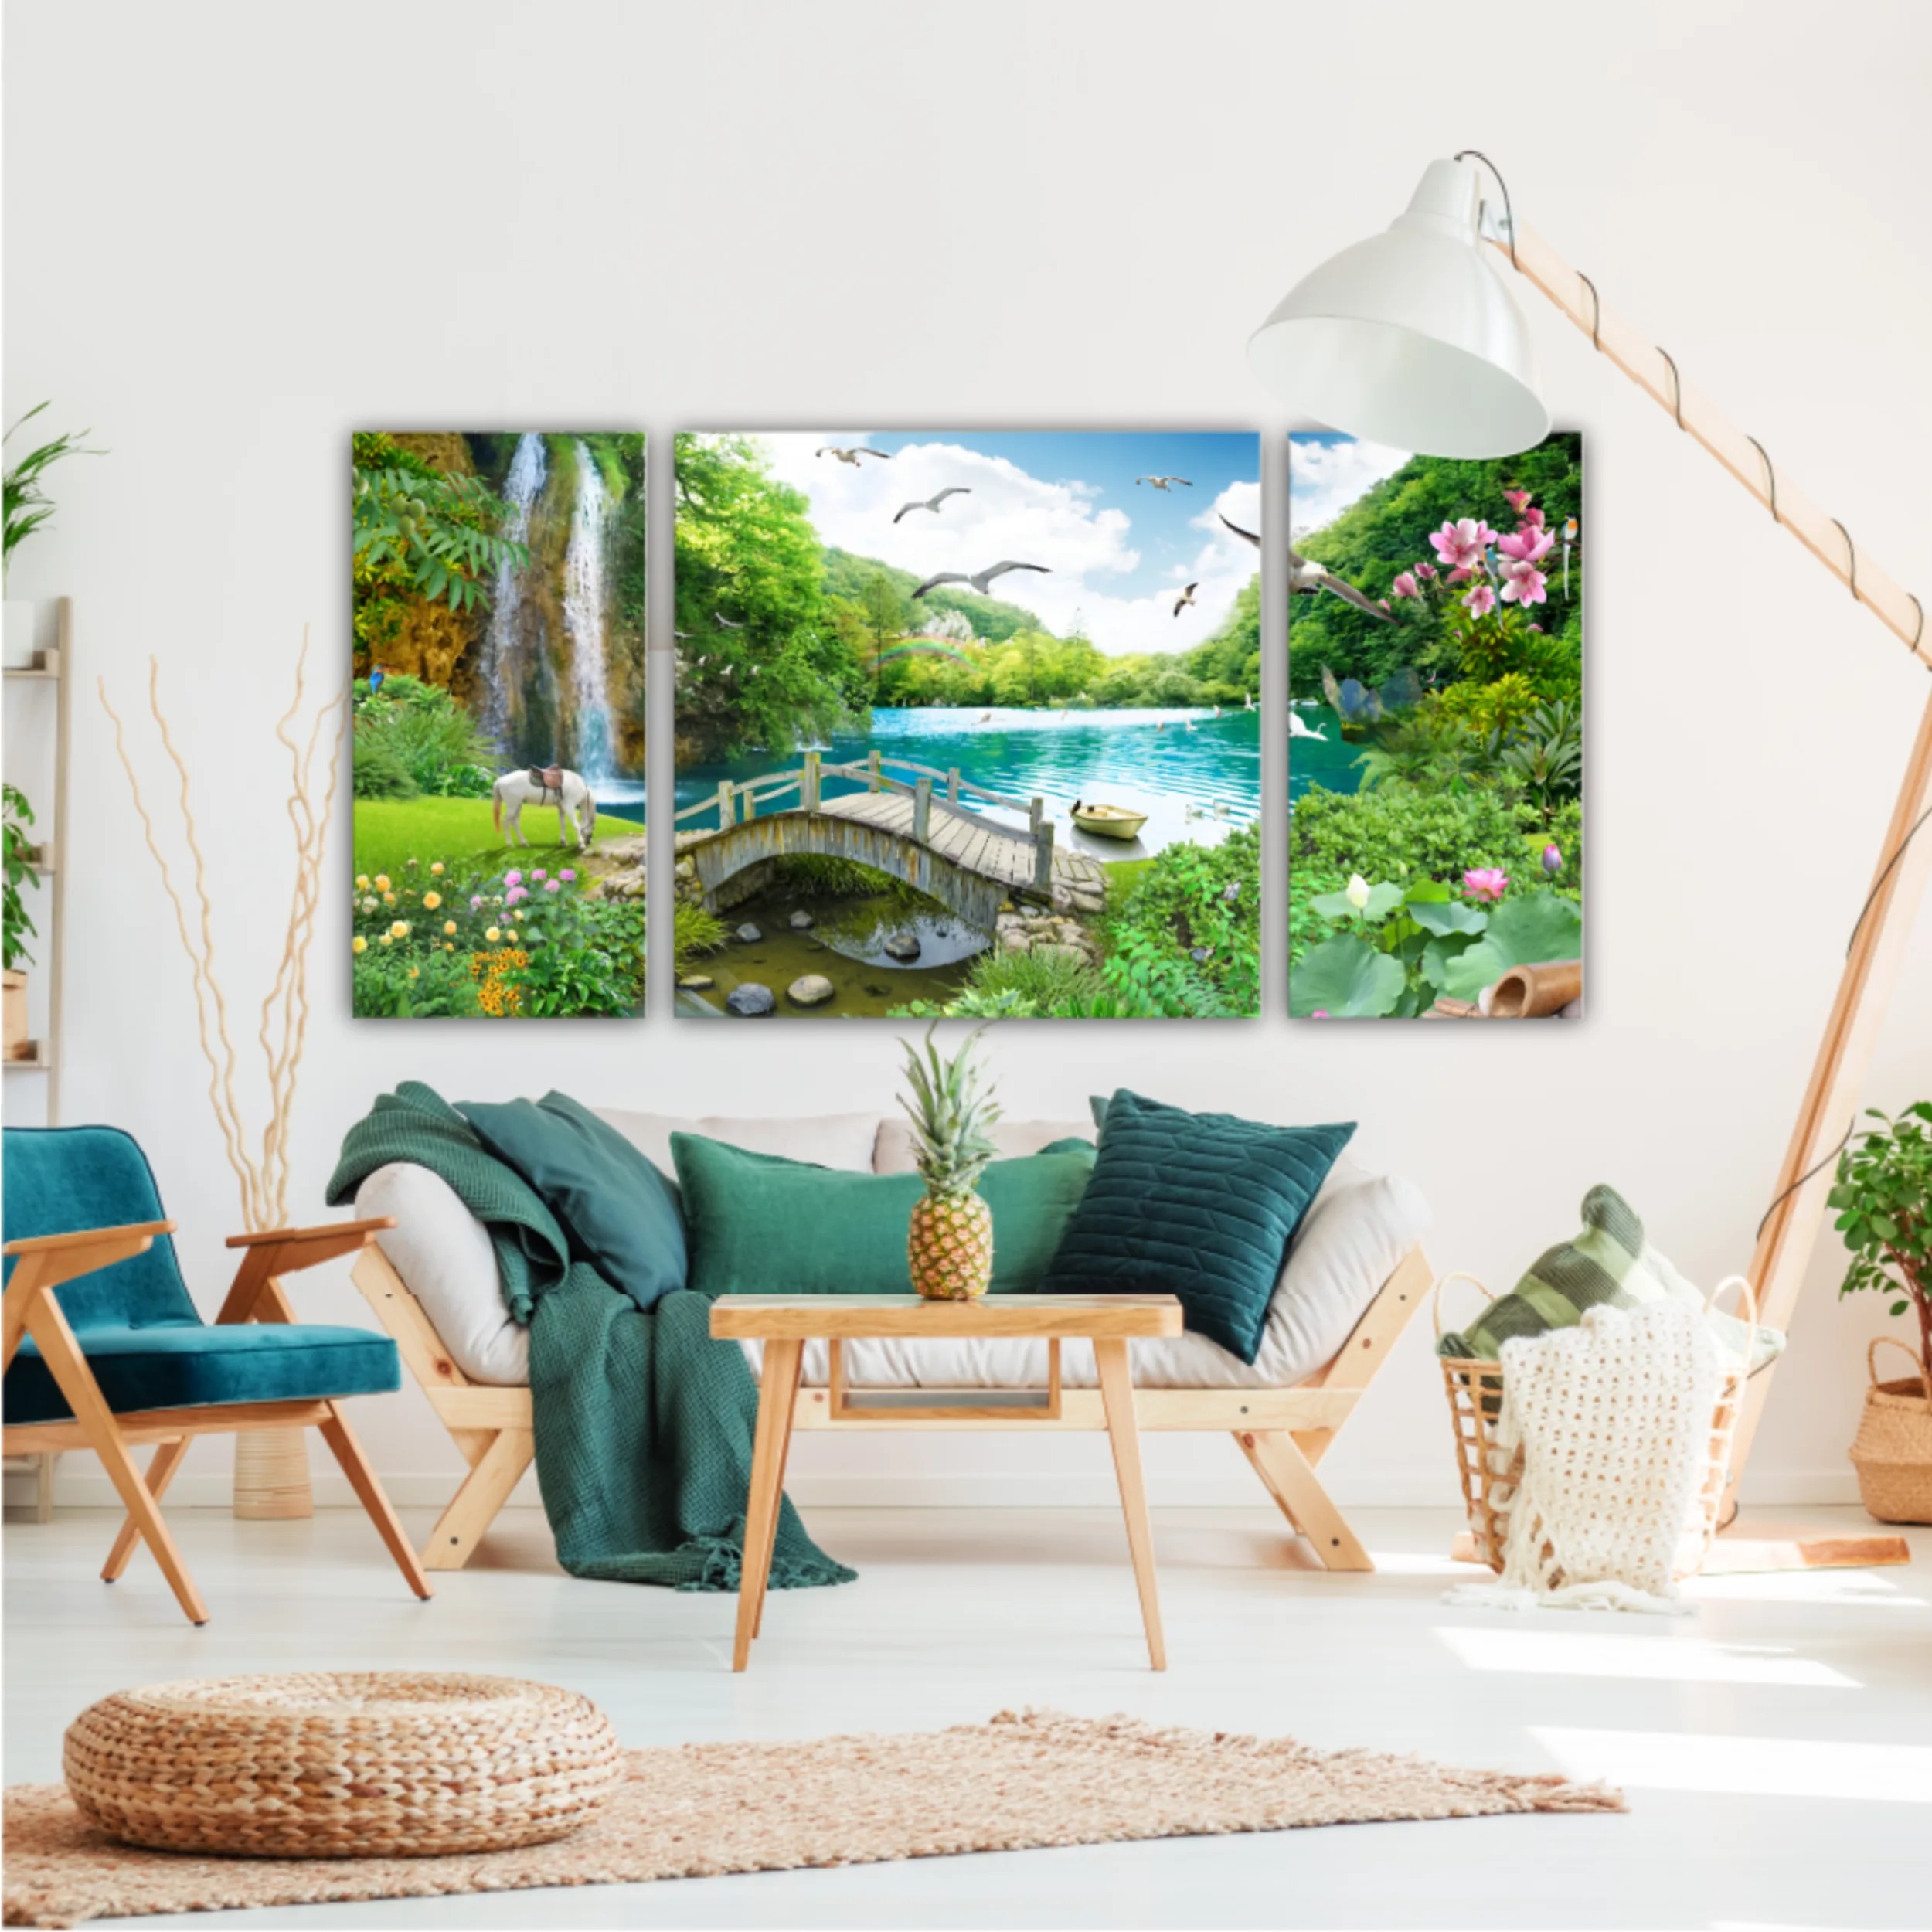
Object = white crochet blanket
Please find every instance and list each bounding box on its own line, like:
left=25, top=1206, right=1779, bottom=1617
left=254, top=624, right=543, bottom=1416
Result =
left=1448, top=1303, right=1720, bottom=1616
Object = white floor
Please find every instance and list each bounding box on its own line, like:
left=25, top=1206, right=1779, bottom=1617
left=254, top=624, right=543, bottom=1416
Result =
left=5, top=1504, right=1930, bottom=1930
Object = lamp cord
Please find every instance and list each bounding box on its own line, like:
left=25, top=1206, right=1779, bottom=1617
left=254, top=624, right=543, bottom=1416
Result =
left=1451, top=148, right=1519, bottom=269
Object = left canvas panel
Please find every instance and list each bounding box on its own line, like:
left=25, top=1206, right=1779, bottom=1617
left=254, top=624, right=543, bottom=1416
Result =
left=350, top=433, right=648, bottom=1018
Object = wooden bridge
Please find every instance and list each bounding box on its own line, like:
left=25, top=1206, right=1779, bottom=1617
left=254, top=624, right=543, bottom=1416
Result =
left=673, top=751, right=1107, bottom=932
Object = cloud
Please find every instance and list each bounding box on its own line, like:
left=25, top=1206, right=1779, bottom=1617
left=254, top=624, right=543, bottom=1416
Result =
left=1288, top=435, right=1411, bottom=539
left=751, top=435, right=1257, bottom=658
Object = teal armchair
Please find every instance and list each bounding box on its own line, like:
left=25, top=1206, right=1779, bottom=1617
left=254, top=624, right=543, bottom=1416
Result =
left=3, top=1125, right=432, bottom=1623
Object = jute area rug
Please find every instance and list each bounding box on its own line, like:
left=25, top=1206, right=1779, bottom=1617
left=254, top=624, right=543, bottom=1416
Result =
left=4, top=1708, right=1624, bottom=1927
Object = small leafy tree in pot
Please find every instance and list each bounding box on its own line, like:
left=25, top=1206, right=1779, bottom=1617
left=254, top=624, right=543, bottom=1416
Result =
left=1831, top=1103, right=1932, bottom=1385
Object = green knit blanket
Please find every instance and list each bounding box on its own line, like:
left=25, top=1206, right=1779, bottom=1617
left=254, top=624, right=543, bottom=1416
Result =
left=326, top=1081, right=854, bottom=1594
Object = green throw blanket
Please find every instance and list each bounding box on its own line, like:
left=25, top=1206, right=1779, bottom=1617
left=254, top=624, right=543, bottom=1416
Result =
left=327, top=1081, right=854, bottom=1594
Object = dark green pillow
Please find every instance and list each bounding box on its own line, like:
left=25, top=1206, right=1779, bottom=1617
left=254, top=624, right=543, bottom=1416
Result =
left=1043, top=1090, right=1354, bottom=1363
left=457, top=1091, right=685, bottom=1311
left=672, top=1134, right=1097, bottom=1300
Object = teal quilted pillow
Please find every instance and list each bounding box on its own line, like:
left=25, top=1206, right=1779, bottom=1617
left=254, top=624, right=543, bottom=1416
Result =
left=1043, top=1090, right=1355, bottom=1362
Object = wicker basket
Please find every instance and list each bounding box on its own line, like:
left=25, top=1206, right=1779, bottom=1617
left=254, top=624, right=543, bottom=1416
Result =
left=64, top=1672, right=621, bottom=1859
left=1849, top=1336, right=1932, bottom=1525
left=1435, top=1270, right=1755, bottom=1581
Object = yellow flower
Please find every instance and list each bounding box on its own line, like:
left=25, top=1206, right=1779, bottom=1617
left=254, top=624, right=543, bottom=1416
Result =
left=505, top=929, right=519, bottom=944
left=423, top=891, right=441, bottom=910
left=383, top=891, right=396, bottom=906
left=379, top=934, right=392, bottom=946
left=444, top=942, right=455, bottom=952
left=444, top=920, right=457, bottom=935
left=375, top=875, right=391, bottom=893
left=352, top=936, right=367, bottom=954
left=486, top=927, right=501, bottom=943
left=389, top=920, right=410, bottom=939
left=430, top=862, right=444, bottom=876
left=407, top=968, right=419, bottom=980
left=355, top=874, right=370, bottom=891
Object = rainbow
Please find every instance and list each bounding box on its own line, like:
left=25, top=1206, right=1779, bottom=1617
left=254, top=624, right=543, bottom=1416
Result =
left=877, top=637, right=976, bottom=668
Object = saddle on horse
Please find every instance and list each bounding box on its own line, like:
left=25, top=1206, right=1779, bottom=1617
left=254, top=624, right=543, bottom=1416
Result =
left=527, top=764, right=566, bottom=804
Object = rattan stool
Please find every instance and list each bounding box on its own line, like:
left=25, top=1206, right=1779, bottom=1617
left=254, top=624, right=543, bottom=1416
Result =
left=65, top=1672, right=621, bottom=1858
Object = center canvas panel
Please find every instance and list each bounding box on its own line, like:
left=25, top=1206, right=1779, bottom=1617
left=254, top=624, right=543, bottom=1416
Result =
left=672, top=431, right=1262, bottom=1019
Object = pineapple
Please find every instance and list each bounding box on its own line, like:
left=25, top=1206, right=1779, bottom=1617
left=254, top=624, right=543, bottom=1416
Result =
left=900, top=1023, right=1002, bottom=1300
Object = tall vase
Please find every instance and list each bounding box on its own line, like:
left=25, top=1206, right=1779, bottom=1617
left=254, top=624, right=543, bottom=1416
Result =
left=233, top=1430, right=313, bottom=1519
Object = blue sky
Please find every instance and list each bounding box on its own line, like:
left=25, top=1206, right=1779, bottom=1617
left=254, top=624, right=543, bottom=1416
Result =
left=743, top=430, right=1260, bottom=655
left=1288, top=430, right=1413, bottom=539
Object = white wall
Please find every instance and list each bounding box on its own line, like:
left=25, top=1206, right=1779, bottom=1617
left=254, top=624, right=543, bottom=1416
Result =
left=5, top=0, right=1929, bottom=1512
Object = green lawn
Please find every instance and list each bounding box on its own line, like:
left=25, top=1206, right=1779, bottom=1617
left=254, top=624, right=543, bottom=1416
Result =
left=351, top=798, right=645, bottom=886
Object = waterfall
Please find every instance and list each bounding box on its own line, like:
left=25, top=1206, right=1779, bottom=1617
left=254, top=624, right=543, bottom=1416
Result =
left=477, top=433, right=546, bottom=750
left=563, top=438, right=614, bottom=783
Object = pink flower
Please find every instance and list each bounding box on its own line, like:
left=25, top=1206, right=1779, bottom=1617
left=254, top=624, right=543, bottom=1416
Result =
left=1502, top=488, right=1531, bottom=515
left=1521, top=505, right=1546, bottom=529
left=1447, top=566, right=1471, bottom=585
left=469, top=895, right=483, bottom=911
left=1462, top=583, right=1496, bottom=617
left=1390, top=571, right=1420, bottom=600
left=1463, top=868, right=1509, bottom=903
left=559, top=868, right=577, bottom=882
left=532, top=868, right=547, bottom=882
left=1428, top=517, right=1499, bottom=573
left=545, top=879, right=562, bottom=893
left=1311, top=1009, right=1331, bottom=1019
left=505, top=869, right=522, bottom=888
left=1415, top=562, right=1436, bottom=580
left=1497, top=526, right=1555, bottom=565
left=1542, top=843, right=1563, bottom=877
left=1499, top=561, right=1547, bottom=607
left=505, top=885, right=528, bottom=906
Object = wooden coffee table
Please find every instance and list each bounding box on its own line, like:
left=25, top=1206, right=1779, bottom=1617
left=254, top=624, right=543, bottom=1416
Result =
left=709, top=1293, right=1185, bottom=1672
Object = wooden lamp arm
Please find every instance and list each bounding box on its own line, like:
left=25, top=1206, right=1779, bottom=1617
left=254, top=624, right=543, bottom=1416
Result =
left=213, top=1217, right=396, bottom=1326
left=2, top=1221, right=172, bottom=1371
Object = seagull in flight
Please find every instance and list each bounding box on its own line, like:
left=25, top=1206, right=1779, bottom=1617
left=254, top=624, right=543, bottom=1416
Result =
left=912, top=561, right=1049, bottom=600
left=893, top=486, right=971, bottom=525
left=1218, top=515, right=1393, bottom=624
left=817, top=446, right=891, bottom=465
left=712, top=612, right=743, bottom=630
left=1172, top=582, right=1198, bottom=617
left=1137, top=475, right=1192, bottom=491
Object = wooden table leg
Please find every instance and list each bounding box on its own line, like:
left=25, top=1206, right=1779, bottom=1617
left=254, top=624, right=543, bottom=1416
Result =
left=752, top=1341, right=803, bottom=1639
left=733, top=1338, right=801, bottom=1672
left=1094, top=1337, right=1165, bottom=1671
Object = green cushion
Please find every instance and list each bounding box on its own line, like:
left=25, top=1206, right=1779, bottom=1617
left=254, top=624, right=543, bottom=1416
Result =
left=1042, top=1090, right=1355, bottom=1363
left=1437, top=1183, right=1786, bottom=1371
left=672, top=1134, right=1097, bottom=1300
left=458, top=1091, right=685, bottom=1311
left=3, top=1322, right=401, bottom=1427
left=2, top=1126, right=199, bottom=1331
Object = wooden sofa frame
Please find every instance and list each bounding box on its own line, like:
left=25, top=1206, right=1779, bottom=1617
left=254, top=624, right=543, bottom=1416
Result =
left=352, top=1242, right=1433, bottom=1574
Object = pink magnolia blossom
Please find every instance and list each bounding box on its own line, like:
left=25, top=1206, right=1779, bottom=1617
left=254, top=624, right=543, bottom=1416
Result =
left=1497, top=526, right=1555, bottom=565
left=1390, top=571, right=1420, bottom=600
left=1521, top=505, right=1546, bottom=529
left=1427, top=517, right=1498, bottom=573
left=1500, top=560, right=1548, bottom=607
left=1463, top=868, right=1509, bottom=903
left=1415, top=561, right=1437, bottom=580
left=1447, top=566, right=1472, bottom=585
left=1502, top=488, right=1531, bottom=515
left=1462, top=583, right=1497, bottom=617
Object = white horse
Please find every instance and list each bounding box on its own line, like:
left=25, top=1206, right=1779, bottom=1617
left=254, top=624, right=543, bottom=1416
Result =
left=492, top=767, right=598, bottom=850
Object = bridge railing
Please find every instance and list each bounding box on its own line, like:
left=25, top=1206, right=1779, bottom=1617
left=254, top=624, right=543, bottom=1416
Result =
left=673, top=750, right=1057, bottom=891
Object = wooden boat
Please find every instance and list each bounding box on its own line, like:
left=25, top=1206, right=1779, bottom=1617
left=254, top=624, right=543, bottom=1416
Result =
left=1070, top=801, right=1148, bottom=841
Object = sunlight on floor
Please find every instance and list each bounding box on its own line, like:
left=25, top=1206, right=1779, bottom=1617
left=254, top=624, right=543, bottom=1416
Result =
left=1532, top=1727, right=1932, bottom=1802
left=1686, top=1568, right=1926, bottom=1609
left=1437, top=1627, right=1859, bottom=1688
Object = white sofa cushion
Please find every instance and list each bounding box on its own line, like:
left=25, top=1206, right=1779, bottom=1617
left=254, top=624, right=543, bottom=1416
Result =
left=872, top=1117, right=1097, bottom=1173
left=596, top=1108, right=883, bottom=1177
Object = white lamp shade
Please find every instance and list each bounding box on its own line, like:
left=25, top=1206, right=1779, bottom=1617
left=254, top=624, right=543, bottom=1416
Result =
left=1247, top=158, right=1550, bottom=458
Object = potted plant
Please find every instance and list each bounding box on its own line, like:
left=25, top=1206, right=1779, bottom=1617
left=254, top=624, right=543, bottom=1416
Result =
left=2, top=781, right=39, bottom=1058
left=1831, top=1102, right=1932, bottom=1522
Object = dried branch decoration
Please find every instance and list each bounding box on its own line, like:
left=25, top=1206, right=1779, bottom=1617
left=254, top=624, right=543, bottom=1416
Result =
left=100, top=629, right=345, bottom=1232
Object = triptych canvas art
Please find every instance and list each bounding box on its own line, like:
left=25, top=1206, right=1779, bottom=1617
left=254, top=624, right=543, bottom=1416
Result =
left=349, top=428, right=1580, bottom=1021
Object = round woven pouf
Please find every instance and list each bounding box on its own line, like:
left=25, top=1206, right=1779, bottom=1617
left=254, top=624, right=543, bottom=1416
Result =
left=63, top=1672, right=622, bottom=1859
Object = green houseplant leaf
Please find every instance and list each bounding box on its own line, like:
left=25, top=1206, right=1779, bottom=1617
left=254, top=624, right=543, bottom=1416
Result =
left=1291, top=934, right=1404, bottom=1018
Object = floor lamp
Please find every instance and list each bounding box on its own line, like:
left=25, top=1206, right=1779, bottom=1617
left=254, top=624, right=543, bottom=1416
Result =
left=1253, top=154, right=1930, bottom=1566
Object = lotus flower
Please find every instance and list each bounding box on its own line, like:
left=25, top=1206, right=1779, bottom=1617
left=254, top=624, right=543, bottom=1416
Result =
left=1428, top=517, right=1498, bottom=573
left=1462, top=583, right=1497, bottom=617
left=1542, top=843, right=1563, bottom=877
left=1311, top=1009, right=1331, bottom=1019
left=1499, top=561, right=1548, bottom=607
left=1498, top=526, right=1555, bottom=565
left=1463, top=868, right=1509, bottom=903
left=1345, top=873, right=1372, bottom=912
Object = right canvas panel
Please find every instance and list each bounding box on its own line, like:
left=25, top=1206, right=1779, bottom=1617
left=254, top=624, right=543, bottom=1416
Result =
left=1287, top=430, right=1583, bottom=1019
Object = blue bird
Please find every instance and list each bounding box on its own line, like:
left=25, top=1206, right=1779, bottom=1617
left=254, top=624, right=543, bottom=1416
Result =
left=367, top=664, right=386, bottom=695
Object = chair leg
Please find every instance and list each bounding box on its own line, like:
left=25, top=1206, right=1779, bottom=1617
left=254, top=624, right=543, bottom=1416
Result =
left=315, top=1406, right=434, bottom=1600
left=102, top=1436, right=194, bottom=1581
left=1235, top=1429, right=1372, bottom=1571
left=423, top=1428, right=534, bottom=1571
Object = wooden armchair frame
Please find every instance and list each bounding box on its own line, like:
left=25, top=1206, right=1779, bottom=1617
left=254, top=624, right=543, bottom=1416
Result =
left=3, top=1216, right=433, bottom=1624
left=351, top=1240, right=1433, bottom=1574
